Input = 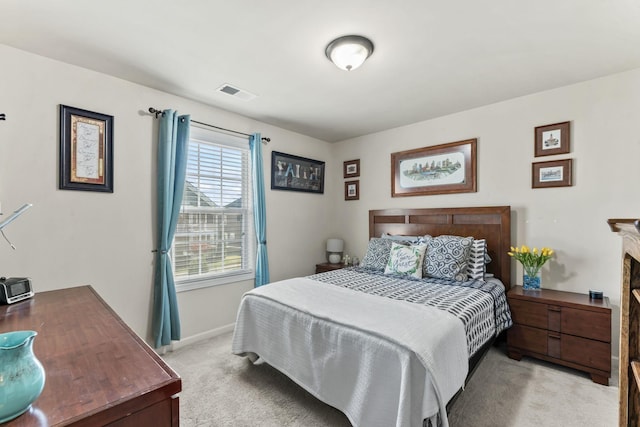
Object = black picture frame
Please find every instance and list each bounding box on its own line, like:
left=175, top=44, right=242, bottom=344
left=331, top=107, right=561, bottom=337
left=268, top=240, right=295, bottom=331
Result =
left=271, top=151, right=325, bottom=194
left=59, top=105, right=114, bottom=192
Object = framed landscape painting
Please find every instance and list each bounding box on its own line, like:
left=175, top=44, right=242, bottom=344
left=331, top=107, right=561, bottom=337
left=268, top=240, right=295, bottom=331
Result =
left=391, top=139, right=477, bottom=197
left=532, top=158, right=573, bottom=188
left=343, top=159, right=360, bottom=178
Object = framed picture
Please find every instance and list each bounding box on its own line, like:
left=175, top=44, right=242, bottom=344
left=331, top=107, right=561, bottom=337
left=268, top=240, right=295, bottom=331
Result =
left=534, top=121, right=570, bottom=157
left=345, top=180, right=359, bottom=200
left=271, top=151, right=325, bottom=194
left=391, top=138, right=477, bottom=197
left=343, top=159, right=360, bottom=178
left=59, top=105, right=114, bottom=192
left=532, top=159, right=573, bottom=188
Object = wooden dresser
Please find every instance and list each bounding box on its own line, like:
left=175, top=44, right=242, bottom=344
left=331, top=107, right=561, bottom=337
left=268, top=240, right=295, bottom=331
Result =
left=507, top=285, right=611, bottom=385
left=0, top=286, right=181, bottom=426
left=608, top=218, right=640, bottom=426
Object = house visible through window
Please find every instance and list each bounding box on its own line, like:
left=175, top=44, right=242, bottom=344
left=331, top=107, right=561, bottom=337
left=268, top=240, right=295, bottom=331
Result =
left=173, top=125, right=254, bottom=291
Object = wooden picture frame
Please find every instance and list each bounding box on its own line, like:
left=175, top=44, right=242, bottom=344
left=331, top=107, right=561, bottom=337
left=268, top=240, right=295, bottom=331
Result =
left=343, top=159, right=360, bottom=178
left=532, top=158, right=573, bottom=188
left=271, top=151, right=325, bottom=194
left=59, top=105, right=114, bottom=192
left=345, top=180, right=359, bottom=200
left=391, top=139, right=477, bottom=197
left=535, top=121, right=570, bottom=157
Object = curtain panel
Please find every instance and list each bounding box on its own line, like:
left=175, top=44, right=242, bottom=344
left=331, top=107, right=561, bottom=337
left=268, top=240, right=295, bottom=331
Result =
left=250, top=133, right=270, bottom=287
left=152, top=110, right=190, bottom=348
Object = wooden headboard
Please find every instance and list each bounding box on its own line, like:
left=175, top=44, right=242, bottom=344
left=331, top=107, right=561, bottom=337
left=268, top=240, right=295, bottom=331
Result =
left=369, top=206, right=512, bottom=289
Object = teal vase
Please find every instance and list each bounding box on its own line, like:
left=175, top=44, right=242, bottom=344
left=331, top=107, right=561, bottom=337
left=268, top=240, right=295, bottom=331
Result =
left=523, top=272, right=542, bottom=290
left=0, top=331, right=46, bottom=423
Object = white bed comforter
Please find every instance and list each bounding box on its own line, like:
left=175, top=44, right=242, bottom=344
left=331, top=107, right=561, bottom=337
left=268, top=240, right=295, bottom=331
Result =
left=232, top=277, right=468, bottom=427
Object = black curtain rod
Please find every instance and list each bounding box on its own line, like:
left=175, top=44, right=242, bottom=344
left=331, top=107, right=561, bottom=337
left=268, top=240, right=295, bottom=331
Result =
left=148, top=107, right=270, bottom=143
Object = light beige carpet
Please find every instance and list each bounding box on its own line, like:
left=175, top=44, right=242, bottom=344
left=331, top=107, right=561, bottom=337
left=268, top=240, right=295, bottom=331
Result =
left=162, top=332, right=617, bottom=427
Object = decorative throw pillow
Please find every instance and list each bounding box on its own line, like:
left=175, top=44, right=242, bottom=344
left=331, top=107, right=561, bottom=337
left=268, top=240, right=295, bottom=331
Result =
left=361, top=238, right=395, bottom=271
left=424, top=235, right=473, bottom=281
left=416, top=235, right=432, bottom=245
left=467, top=239, right=487, bottom=280
left=381, top=233, right=421, bottom=243
left=384, top=243, right=428, bottom=279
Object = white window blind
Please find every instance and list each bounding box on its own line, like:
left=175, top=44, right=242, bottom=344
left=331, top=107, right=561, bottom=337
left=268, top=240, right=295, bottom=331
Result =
left=173, top=126, right=254, bottom=290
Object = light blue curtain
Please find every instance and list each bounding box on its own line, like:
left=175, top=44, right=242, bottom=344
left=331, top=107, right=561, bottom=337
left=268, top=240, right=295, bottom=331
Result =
left=250, top=133, right=270, bottom=287
left=152, top=110, right=190, bottom=348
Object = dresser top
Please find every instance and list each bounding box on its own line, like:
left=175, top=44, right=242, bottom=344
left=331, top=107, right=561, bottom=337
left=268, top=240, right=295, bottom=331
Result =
left=0, top=285, right=181, bottom=426
left=508, top=285, right=610, bottom=312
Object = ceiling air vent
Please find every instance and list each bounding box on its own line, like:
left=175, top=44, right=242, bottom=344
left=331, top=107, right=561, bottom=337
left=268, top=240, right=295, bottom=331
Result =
left=216, top=84, right=257, bottom=101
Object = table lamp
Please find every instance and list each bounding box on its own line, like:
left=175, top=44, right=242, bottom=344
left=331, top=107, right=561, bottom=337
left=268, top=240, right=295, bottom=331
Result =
left=326, top=238, right=344, bottom=264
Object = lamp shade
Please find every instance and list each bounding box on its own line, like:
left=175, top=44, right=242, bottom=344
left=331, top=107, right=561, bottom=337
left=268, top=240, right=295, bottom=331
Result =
left=325, top=35, right=374, bottom=71
left=326, top=238, right=344, bottom=252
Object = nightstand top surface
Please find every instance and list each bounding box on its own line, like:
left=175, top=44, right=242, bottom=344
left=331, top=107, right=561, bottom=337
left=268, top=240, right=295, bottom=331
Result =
left=508, top=285, right=610, bottom=311
left=316, top=262, right=344, bottom=267
left=315, top=262, right=346, bottom=273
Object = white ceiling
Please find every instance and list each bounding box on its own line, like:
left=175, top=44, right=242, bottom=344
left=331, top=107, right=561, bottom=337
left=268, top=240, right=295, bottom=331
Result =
left=2, top=1, right=640, bottom=142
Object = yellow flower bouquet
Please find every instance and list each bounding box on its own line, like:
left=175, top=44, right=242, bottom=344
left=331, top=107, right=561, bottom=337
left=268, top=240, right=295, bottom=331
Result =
left=508, top=245, right=554, bottom=289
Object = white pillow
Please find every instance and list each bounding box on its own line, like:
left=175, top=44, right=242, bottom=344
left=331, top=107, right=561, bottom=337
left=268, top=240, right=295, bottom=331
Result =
left=384, top=243, right=428, bottom=279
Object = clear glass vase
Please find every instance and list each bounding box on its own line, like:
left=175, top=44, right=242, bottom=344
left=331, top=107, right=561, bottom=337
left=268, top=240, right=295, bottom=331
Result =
left=523, top=271, right=541, bottom=290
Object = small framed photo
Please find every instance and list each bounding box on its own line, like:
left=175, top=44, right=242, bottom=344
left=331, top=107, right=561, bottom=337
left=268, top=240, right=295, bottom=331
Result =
left=345, top=180, right=359, bottom=200
left=59, top=105, right=114, bottom=192
left=343, top=159, right=360, bottom=178
left=532, top=159, right=573, bottom=188
left=534, top=121, right=570, bottom=157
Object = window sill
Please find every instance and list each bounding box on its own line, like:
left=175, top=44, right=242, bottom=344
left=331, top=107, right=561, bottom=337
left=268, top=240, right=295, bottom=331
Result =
left=176, top=272, right=254, bottom=292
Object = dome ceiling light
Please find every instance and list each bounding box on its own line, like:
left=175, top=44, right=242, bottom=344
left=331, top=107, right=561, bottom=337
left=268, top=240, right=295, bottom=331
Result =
left=325, top=35, right=374, bottom=71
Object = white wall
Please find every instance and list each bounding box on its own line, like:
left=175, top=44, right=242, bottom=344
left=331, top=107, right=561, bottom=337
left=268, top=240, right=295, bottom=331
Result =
left=3, top=42, right=638, bottom=356
left=0, top=44, right=335, bottom=343
left=331, top=68, right=640, bottom=355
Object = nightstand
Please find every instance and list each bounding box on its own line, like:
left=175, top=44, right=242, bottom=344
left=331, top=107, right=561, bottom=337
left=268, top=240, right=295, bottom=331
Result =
left=507, top=286, right=611, bottom=385
left=315, top=262, right=345, bottom=274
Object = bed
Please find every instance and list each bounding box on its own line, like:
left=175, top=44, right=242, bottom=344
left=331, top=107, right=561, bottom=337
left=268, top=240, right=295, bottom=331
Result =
left=232, top=206, right=512, bottom=427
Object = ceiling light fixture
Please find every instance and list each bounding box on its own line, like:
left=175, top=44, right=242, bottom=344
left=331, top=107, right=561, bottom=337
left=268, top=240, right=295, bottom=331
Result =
left=325, top=35, right=374, bottom=71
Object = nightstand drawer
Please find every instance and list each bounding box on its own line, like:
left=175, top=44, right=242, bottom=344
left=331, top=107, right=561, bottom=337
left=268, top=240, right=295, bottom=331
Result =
left=507, top=324, right=547, bottom=355
left=561, top=333, right=611, bottom=372
left=506, top=286, right=611, bottom=385
left=561, top=307, right=611, bottom=342
left=509, top=298, right=548, bottom=329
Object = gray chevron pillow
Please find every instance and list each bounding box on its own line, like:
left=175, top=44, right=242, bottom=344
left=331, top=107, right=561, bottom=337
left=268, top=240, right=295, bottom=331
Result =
left=467, top=239, right=487, bottom=280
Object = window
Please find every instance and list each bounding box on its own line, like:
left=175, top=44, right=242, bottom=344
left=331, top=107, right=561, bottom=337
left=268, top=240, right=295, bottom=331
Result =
left=173, top=125, right=254, bottom=291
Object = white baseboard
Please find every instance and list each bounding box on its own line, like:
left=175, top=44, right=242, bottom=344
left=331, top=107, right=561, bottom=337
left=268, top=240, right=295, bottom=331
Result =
left=164, top=323, right=235, bottom=352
